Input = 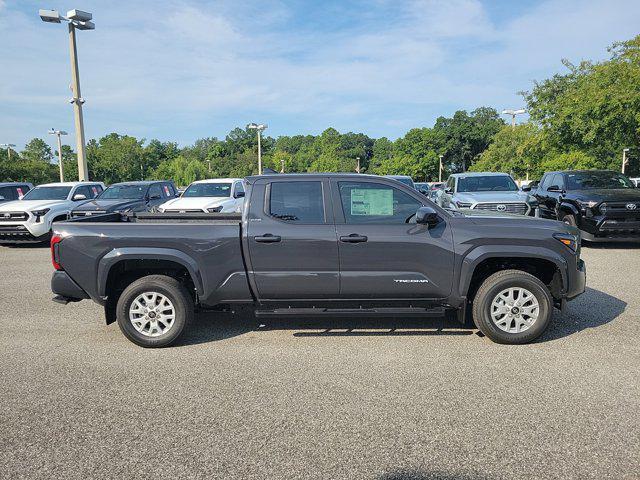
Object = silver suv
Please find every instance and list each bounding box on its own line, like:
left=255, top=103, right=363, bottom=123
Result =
left=436, top=172, right=538, bottom=216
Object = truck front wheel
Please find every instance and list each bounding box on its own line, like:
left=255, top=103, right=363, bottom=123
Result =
left=116, top=275, right=193, bottom=348
left=472, top=270, right=553, bottom=344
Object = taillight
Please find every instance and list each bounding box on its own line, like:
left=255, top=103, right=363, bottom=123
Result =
left=51, top=234, right=63, bottom=270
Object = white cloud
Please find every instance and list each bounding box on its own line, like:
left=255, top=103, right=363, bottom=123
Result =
left=1, top=0, right=639, bottom=148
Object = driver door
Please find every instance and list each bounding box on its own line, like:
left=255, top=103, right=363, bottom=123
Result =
left=331, top=179, right=454, bottom=299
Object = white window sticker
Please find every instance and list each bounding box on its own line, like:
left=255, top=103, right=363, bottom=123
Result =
left=350, top=189, right=393, bottom=216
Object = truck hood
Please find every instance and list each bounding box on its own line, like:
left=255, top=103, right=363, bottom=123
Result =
left=454, top=191, right=531, bottom=203
left=161, top=197, right=230, bottom=210
left=458, top=209, right=573, bottom=231
left=0, top=199, right=67, bottom=211
left=73, top=199, right=145, bottom=212
left=567, top=189, right=640, bottom=203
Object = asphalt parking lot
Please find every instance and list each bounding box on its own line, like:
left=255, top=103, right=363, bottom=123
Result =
left=0, top=244, right=638, bottom=479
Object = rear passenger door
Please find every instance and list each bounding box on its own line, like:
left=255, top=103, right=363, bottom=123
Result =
left=332, top=179, right=454, bottom=299
left=147, top=184, right=165, bottom=208
left=247, top=179, right=339, bottom=299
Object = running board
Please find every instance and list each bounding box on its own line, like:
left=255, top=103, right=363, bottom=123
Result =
left=255, top=307, right=446, bottom=318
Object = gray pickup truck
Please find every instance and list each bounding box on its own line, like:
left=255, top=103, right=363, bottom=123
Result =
left=51, top=173, right=586, bottom=347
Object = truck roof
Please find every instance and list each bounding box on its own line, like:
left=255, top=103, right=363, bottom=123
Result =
left=36, top=181, right=101, bottom=187
left=191, top=178, right=243, bottom=184
left=0, top=182, right=33, bottom=186
left=246, top=173, right=387, bottom=182
left=449, top=172, right=512, bottom=177
left=110, top=180, right=170, bottom=186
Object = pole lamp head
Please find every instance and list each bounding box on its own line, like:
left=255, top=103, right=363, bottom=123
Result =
left=39, top=9, right=62, bottom=23
left=67, top=9, right=92, bottom=21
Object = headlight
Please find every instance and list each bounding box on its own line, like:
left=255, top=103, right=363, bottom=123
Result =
left=553, top=233, right=579, bottom=253
left=30, top=208, right=50, bottom=222
left=578, top=200, right=598, bottom=209
left=207, top=206, right=223, bottom=213
left=455, top=201, right=472, bottom=209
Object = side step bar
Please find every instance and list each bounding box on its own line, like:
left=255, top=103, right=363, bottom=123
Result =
left=255, top=307, right=446, bottom=318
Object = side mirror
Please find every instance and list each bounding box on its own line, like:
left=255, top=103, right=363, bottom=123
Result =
left=444, top=187, right=453, bottom=194
left=416, top=206, right=441, bottom=227
left=149, top=194, right=161, bottom=200
left=175, top=192, right=181, bottom=197
left=547, top=185, right=561, bottom=192
left=234, top=191, right=245, bottom=198
left=72, top=193, right=87, bottom=201
left=521, top=184, right=532, bottom=192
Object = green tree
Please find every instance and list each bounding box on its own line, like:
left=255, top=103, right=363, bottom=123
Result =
left=21, top=138, right=53, bottom=163
left=524, top=35, right=640, bottom=174
left=152, top=156, right=208, bottom=187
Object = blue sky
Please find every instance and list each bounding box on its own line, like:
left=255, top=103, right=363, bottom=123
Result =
left=1, top=0, right=639, bottom=151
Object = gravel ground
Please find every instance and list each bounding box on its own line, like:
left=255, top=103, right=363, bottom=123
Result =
left=0, top=243, right=638, bottom=480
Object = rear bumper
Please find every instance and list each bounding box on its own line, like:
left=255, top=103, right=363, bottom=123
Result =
left=51, top=271, right=90, bottom=302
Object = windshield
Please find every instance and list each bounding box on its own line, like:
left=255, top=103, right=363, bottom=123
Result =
left=566, top=172, right=635, bottom=190
left=183, top=183, right=232, bottom=198
left=457, top=175, right=518, bottom=192
left=22, top=186, right=71, bottom=201
left=99, top=184, right=147, bottom=200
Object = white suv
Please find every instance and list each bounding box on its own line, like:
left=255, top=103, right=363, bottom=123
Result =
left=158, top=178, right=245, bottom=214
left=0, top=181, right=105, bottom=243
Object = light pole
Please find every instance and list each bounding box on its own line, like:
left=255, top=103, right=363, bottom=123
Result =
left=438, top=154, right=443, bottom=182
left=502, top=109, right=526, bottom=128
left=39, top=8, right=95, bottom=181
left=1, top=143, right=16, bottom=162
left=355, top=157, right=361, bottom=173
left=48, top=129, right=68, bottom=182
left=247, top=123, right=267, bottom=174
left=622, top=148, right=630, bottom=174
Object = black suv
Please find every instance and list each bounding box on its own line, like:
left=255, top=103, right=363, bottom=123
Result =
left=70, top=180, right=178, bottom=217
left=535, top=170, right=640, bottom=241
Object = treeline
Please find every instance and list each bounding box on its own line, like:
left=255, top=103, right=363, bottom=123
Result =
left=2, top=35, right=638, bottom=186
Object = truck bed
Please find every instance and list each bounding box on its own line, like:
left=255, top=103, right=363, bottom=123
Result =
left=53, top=212, right=252, bottom=308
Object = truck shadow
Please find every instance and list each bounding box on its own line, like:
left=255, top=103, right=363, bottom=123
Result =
left=378, top=469, right=489, bottom=480
left=540, top=287, right=626, bottom=342
left=178, top=287, right=624, bottom=346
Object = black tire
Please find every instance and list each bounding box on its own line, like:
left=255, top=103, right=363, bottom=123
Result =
left=116, top=274, right=193, bottom=348
left=561, top=213, right=577, bottom=227
left=472, top=269, right=553, bottom=345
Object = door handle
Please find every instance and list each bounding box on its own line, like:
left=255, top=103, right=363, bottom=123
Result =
left=340, top=234, right=368, bottom=243
left=254, top=234, right=281, bottom=243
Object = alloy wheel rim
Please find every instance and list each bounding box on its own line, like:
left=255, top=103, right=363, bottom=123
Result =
left=129, top=292, right=176, bottom=337
left=490, top=287, right=540, bottom=334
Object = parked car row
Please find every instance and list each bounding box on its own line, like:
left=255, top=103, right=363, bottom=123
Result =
left=390, top=169, right=640, bottom=242
left=0, top=177, right=245, bottom=243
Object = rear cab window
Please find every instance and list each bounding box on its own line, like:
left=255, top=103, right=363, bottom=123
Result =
left=268, top=181, right=325, bottom=223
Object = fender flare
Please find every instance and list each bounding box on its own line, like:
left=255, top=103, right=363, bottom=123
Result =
left=96, top=247, right=205, bottom=298
left=458, top=245, right=568, bottom=297
left=556, top=200, right=579, bottom=218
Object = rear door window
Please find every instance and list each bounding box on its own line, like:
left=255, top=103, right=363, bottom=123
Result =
left=0, top=187, right=16, bottom=201
left=268, top=181, right=325, bottom=223
left=148, top=184, right=163, bottom=199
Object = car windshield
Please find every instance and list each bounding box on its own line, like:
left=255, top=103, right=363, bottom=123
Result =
left=182, top=183, right=232, bottom=197
left=566, top=172, right=635, bottom=190
left=457, top=176, right=518, bottom=192
left=22, top=186, right=71, bottom=200
left=99, top=185, right=147, bottom=200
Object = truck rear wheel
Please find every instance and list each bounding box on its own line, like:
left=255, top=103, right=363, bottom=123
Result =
left=472, top=270, right=553, bottom=344
left=116, top=275, right=193, bottom=348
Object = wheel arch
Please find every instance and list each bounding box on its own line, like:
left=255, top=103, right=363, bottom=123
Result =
left=99, top=249, right=203, bottom=325
left=460, top=246, right=567, bottom=303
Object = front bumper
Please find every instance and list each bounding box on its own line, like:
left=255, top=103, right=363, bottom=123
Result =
left=565, top=258, right=586, bottom=300
left=579, top=215, right=640, bottom=242
left=0, top=224, right=50, bottom=243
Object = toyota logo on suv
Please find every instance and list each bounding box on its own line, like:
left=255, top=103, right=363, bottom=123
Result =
left=627, top=203, right=637, bottom=210
left=496, top=204, right=507, bottom=212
